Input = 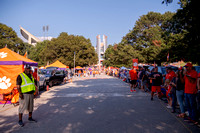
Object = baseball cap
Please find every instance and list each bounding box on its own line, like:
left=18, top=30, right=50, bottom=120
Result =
left=184, top=63, right=193, bottom=67
left=24, top=64, right=31, bottom=69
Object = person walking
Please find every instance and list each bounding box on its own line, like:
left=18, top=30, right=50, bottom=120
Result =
left=149, top=66, right=163, bottom=100
left=180, top=63, right=198, bottom=124
left=129, top=67, right=138, bottom=92
left=16, top=64, right=38, bottom=127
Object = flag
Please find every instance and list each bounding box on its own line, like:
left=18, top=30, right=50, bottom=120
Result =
left=167, top=53, right=169, bottom=61
left=132, top=59, right=138, bottom=69
left=24, top=51, right=27, bottom=58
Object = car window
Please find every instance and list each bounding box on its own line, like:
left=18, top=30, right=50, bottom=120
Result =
left=38, top=69, right=46, bottom=75
left=55, top=70, right=65, bottom=75
left=55, top=70, right=61, bottom=74
left=194, top=66, right=200, bottom=73
left=46, top=70, right=53, bottom=75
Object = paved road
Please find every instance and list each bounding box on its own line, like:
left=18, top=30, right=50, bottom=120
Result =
left=0, top=74, right=199, bottom=133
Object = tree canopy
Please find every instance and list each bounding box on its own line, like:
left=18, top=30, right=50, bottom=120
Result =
left=103, top=0, right=200, bottom=66
left=104, top=11, right=176, bottom=67
left=29, top=32, right=98, bottom=67
left=0, top=23, right=32, bottom=55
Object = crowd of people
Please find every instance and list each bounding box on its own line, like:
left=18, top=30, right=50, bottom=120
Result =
left=107, top=63, right=200, bottom=127
left=16, top=63, right=200, bottom=127
left=65, top=69, right=101, bottom=79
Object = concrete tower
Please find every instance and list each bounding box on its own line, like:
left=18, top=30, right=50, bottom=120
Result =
left=96, top=35, right=107, bottom=66
left=20, top=26, right=41, bottom=45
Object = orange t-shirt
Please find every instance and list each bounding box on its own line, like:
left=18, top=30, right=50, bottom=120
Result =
left=184, top=70, right=198, bottom=94
left=129, top=69, right=137, bottom=80
left=166, top=71, right=175, bottom=81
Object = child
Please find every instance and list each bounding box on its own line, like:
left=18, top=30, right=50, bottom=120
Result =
left=164, top=79, right=172, bottom=109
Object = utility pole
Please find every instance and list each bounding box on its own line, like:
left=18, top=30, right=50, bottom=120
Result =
left=43, top=26, right=45, bottom=40
left=74, top=52, right=75, bottom=77
left=46, top=25, right=49, bottom=40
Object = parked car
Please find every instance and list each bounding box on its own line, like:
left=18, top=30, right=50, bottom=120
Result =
left=44, top=69, right=66, bottom=87
left=148, top=65, right=178, bottom=75
left=38, top=69, right=48, bottom=90
left=193, top=66, right=200, bottom=74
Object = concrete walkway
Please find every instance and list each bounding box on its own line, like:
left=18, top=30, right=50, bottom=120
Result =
left=0, top=74, right=199, bottom=133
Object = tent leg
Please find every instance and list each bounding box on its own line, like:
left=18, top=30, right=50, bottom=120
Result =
left=3, top=100, right=8, bottom=107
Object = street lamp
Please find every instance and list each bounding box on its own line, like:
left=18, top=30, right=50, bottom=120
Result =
left=74, top=52, right=75, bottom=77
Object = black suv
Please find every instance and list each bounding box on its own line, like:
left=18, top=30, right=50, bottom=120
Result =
left=44, top=69, right=66, bottom=87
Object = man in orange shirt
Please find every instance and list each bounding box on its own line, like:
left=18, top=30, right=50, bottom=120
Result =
left=180, top=63, right=198, bottom=124
left=129, top=68, right=138, bottom=92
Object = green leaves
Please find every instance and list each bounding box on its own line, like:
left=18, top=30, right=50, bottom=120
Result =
left=28, top=32, right=98, bottom=67
left=103, top=43, right=141, bottom=68
left=0, top=23, right=32, bottom=55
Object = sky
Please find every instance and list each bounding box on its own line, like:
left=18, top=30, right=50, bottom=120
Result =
left=0, top=0, right=180, bottom=47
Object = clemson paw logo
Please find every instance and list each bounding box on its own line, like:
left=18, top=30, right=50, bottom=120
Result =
left=0, top=76, right=12, bottom=89
left=0, top=52, right=8, bottom=58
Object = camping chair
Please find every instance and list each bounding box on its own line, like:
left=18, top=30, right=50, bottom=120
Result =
left=2, top=87, right=19, bottom=107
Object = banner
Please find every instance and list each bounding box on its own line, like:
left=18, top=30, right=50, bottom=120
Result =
left=132, top=59, right=138, bottom=69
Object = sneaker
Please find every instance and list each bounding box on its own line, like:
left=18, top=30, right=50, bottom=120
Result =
left=130, top=90, right=133, bottom=92
left=133, top=90, right=136, bottom=92
left=166, top=105, right=172, bottom=109
left=28, top=118, right=37, bottom=123
left=18, top=120, right=24, bottom=127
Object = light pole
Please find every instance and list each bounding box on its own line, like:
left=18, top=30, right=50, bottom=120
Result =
left=46, top=25, right=49, bottom=40
left=43, top=26, right=45, bottom=40
left=74, top=52, right=75, bottom=77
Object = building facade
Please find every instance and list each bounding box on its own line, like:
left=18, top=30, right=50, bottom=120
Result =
left=96, top=35, right=107, bottom=66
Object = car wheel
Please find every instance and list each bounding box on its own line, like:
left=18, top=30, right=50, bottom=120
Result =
left=43, top=81, right=47, bottom=90
left=49, top=81, right=53, bottom=87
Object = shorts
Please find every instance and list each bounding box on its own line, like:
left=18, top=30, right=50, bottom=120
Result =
left=130, top=80, right=137, bottom=85
left=18, top=94, right=34, bottom=114
left=168, top=93, right=172, bottom=98
left=151, top=86, right=161, bottom=93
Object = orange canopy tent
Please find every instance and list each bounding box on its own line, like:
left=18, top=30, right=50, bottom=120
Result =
left=0, top=47, right=38, bottom=95
left=45, top=60, right=68, bottom=70
left=39, top=66, right=45, bottom=69
left=75, top=66, right=83, bottom=69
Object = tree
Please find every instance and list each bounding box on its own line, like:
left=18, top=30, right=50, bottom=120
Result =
left=103, top=43, right=142, bottom=68
left=121, top=12, right=175, bottom=63
left=162, top=0, right=200, bottom=64
left=0, top=23, right=32, bottom=55
left=28, top=40, right=50, bottom=66
left=39, top=32, right=98, bottom=67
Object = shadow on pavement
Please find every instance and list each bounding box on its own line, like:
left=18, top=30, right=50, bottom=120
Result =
left=0, top=77, right=200, bottom=133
